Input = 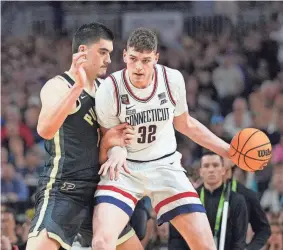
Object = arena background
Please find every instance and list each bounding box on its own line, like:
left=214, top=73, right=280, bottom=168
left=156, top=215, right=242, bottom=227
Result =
left=1, top=1, right=283, bottom=249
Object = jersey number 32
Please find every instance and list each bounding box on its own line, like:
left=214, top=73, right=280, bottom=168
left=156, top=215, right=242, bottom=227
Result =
left=137, top=125, right=157, bottom=144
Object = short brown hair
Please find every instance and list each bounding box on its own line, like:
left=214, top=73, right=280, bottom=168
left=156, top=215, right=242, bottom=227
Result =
left=127, top=27, right=158, bottom=52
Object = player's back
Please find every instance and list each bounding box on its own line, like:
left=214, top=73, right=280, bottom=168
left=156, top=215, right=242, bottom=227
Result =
left=96, top=64, right=187, bottom=163
left=41, top=72, right=100, bottom=182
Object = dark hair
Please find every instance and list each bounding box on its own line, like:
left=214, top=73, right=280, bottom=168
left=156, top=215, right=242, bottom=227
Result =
left=72, top=22, right=114, bottom=54
left=200, top=150, right=224, bottom=166
left=127, top=27, right=158, bottom=52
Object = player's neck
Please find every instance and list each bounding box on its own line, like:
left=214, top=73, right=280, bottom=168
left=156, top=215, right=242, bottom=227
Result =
left=204, top=181, right=223, bottom=193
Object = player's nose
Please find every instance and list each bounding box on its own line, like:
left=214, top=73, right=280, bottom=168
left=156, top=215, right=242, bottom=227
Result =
left=135, top=61, right=143, bottom=70
left=105, top=55, right=111, bottom=64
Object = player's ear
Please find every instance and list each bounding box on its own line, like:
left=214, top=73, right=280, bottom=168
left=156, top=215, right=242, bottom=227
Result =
left=220, top=166, right=226, bottom=176
left=123, top=49, right=127, bottom=63
left=78, top=45, right=87, bottom=53
left=199, top=167, right=203, bottom=178
left=155, top=52, right=159, bottom=64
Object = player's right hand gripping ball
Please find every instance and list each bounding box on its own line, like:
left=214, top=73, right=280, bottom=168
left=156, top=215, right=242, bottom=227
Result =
left=229, top=128, right=272, bottom=172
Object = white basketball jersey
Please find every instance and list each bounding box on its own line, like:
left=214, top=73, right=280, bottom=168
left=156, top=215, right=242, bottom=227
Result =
left=108, top=64, right=180, bottom=162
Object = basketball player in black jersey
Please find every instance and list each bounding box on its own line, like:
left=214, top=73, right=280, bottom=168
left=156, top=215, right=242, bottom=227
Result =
left=26, top=23, right=143, bottom=250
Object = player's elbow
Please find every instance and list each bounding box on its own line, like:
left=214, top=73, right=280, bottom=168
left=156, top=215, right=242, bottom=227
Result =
left=37, top=123, right=55, bottom=140
left=174, top=114, right=195, bottom=135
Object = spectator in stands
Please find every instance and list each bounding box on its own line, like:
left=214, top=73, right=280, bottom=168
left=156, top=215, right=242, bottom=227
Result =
left=261, top=162, right=283, bottom=213
left=1, top=207, right=19, bottom=246
left=17, top=145, right=44, bottom=186
left=223, top=97, right=252, bottom=137
left=2, top=146, right=9, bottom=164
left=24, top=106, right=42, bottom=144
left=1, top=105, right=34, bottom=149
left=7, top=136, right=26, bottom=168
left=193, top=115, right=231, bottom=160
left=263, top=223, right=283, bottom=250
left=272, top=134, right=283, bottom=164
left=1, top=163, right=29, bottom=203
left=209, top=115, right=232, bottom=142
left=212, top=51, right=245, bottom=115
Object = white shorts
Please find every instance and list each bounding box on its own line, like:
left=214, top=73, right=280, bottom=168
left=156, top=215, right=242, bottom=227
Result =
left=94, top=156, right=205, bottom=225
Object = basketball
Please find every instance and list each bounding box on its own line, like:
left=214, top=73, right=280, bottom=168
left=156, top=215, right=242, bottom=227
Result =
left=229, top=128, right=272, bottom=172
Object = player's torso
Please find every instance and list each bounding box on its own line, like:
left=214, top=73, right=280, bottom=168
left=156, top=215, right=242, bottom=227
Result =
left=43, top=72, right=100, bottom=181
left=112, top=65, right=177, bottom=162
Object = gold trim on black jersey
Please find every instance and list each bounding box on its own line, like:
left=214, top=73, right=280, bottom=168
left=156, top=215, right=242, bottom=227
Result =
left=32, top=130, right=62, bottom=232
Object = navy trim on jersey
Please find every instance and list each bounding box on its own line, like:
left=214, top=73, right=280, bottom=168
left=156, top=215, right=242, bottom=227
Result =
left=61, top=73, right=75, bottom=86
left=161, top=66, right=176, bottom=106
left=109, top=75, right=121, bottom=117
left=127, top=151, right=176, bottom=163
left=121, top=67, right=158, bottom=103
left=96, top=79, right=102, bottom=87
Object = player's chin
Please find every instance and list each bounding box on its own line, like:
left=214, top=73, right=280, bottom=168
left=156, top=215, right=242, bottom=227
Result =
left=97, top=68, right=107, bottom=77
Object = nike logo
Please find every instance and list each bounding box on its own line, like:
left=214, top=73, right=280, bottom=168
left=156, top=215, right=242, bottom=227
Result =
left=126, top=105, right=135, bottom=110
left=81, top=95, right=87, bottom=99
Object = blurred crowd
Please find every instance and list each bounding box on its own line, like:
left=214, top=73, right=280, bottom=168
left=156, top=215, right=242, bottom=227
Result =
left=1, top=3, right=283, bottom=250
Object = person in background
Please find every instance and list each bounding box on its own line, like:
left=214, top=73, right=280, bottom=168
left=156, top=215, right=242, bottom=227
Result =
left=169, top=151, right=248, bottom=250
left=224, top=159, right=271, bottom=250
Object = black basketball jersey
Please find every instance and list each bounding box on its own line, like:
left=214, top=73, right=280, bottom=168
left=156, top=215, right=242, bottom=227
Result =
left=41, top=73, right=101, bottom=182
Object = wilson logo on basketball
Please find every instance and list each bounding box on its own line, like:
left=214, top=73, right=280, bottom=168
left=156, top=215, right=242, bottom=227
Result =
left=257, top=149, right=271, bottom=157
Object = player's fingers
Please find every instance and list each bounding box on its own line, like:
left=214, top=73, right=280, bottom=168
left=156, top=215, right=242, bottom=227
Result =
left=100, top=160, right=112, bottom=176
left=115, top=167, right=120, bottom=181
left=114, top=123, right=129, bottom=131
left=123, top=133, right=134, bottom=141
left=122, top=161, right=131, bottom=174
left=73, top=52, right=87, bottom=60
left=72, top=53, right=87, bottom=67
left=76, top=57, right=87, bottom=69
left=109, top=165, right=116, bottom=181
left=123, top=127, right=135, bottom=135
left=115, top=159, right=125, bottom=180
left=115, top=165, right=122, bottom=181
left=124, top=139, right=132, bottom=145
left=98, top=164, right=107, bottom=175
left=73, top=54, right=87, bottom=69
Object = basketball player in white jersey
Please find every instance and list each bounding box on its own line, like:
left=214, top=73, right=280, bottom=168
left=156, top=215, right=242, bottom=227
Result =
left=91, top=28, right=234, bottom=250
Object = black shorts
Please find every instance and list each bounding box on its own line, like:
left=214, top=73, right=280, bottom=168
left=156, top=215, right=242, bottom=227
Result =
left=28, top=178, right=134, bottom=250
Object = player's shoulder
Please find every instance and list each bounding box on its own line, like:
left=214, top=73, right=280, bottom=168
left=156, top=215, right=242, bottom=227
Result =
left=109, top=68, right=124, bottom=80
left=41, top=74, right=69, bottom=95
left=157, top=64, right=183, bottom=79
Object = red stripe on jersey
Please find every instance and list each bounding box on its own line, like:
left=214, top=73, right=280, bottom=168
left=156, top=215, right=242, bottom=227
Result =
left=122, top=67, right=158, bottom=102
left=109, top=75, right=120, bottom=116
left=97, top=185, right=138, bottom=205
left=162, top=66, right=176, bottom=106
left=155, top=191, right=199, bottom=214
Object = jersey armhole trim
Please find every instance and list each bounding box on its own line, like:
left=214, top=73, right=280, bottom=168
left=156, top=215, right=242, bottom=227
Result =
left=162, top=66, right=176, bottom=106
left=109, top=75, right=121, bottom=117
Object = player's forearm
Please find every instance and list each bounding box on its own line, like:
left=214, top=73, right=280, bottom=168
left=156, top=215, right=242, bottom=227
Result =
left=37, top=85, right=83, bottom=139
left=99, top=138, right=110, bottom=164
left=176, top=116, right=230, bottom=158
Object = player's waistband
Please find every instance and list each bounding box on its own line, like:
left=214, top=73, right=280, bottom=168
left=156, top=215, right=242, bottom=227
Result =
left=126, top=151, right=176, bottom=163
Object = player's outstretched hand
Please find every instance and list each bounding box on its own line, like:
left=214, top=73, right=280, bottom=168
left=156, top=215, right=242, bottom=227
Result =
left=105, top=123, right=134, bottom=147
left=72, top=52, right=87, bottom=89
left=98, top=147, right=131, bottom=181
